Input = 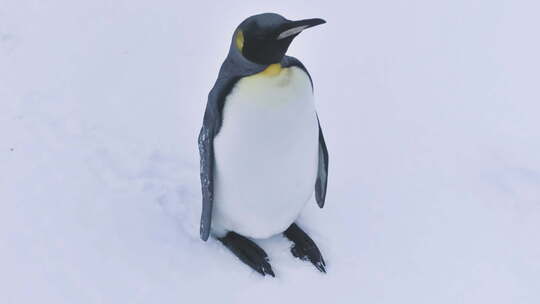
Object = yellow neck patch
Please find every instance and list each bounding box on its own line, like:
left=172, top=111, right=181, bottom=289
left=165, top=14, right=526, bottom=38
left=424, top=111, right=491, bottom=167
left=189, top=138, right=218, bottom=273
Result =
left=236, top=30, right=244, bottom=51
left=259, top=63, right=283, bottom=76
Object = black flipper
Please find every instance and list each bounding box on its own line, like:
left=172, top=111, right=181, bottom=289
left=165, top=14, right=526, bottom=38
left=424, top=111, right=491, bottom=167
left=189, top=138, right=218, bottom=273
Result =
left=283, top=56, right=329, bottom=208
left=198, top=48, right=267, bottom=242
left=198, top=76, right=241, bottom=241
left=315, top=117, right=329, bottom=208
left=284, top=223, right=326, bottom=273
left=219, top=232, right=275, bottom=277
left=198, top=123, right=214, bottom=241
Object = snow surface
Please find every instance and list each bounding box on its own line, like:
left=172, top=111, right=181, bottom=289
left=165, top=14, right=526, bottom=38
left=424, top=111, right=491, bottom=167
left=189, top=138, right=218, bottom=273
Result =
left=1, top=1, right=539, bottom=303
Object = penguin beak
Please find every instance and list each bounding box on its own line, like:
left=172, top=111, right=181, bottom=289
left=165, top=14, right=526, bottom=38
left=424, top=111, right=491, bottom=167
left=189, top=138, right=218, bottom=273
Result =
left=276, top=18, right=326, bottom=40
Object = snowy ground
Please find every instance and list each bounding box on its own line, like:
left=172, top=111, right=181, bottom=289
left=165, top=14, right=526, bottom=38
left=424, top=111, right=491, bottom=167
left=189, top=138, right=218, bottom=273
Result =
left=2, top=1, right=539, bottom=303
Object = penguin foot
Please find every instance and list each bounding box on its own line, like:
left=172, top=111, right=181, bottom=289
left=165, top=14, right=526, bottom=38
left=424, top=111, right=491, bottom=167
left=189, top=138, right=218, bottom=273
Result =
left=284, top=223, right=326, bottom=273
left=219, top=232, right=275, bottom=277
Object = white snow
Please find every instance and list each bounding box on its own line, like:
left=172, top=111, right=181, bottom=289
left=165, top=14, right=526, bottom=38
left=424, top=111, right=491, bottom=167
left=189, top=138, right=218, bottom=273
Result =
left=1, top=1, right=539, bottom=303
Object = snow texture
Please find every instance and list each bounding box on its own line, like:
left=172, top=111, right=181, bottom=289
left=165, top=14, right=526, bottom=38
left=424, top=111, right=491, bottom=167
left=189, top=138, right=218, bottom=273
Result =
left=1, top=1, right=539, bottom=303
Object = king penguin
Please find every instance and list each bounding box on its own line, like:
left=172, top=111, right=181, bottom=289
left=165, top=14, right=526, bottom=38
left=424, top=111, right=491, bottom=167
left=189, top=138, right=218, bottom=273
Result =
left=198, top=13, right=329, bottom=276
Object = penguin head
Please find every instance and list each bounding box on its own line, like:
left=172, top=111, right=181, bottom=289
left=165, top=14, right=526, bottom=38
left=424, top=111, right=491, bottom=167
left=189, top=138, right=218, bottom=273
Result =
left=234, top=13, right=325, bottom=65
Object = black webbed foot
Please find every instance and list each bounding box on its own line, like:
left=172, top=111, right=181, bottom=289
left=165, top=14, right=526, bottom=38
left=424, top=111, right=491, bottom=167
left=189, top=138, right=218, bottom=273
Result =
left=219, top=232, right=275, bottom=277
left=284, top=223, right=326, bottom=273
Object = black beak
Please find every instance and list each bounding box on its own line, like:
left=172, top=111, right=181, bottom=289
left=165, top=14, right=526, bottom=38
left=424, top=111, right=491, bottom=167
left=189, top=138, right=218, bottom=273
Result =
left=276, top=18, right=326, bottom=40
left=289, top=18, right=326, bottom=28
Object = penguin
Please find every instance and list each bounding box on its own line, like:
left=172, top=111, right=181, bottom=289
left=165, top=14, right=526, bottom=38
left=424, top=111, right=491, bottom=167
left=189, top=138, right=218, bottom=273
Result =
left=198, top=13, right=329, bottom=276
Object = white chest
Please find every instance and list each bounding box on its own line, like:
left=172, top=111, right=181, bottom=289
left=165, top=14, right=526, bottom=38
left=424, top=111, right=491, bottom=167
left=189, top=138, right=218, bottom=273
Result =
left=212, top=66, right=319, bottom=238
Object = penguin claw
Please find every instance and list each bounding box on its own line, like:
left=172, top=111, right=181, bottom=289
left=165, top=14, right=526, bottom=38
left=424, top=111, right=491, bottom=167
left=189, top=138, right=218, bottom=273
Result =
left=315, top=261, right=326, bottom=273
left=219, top=232, right=275, bottom=277
left=284, top=223, right=327, bottom=274
left=260, top=261, right=275, bottom=277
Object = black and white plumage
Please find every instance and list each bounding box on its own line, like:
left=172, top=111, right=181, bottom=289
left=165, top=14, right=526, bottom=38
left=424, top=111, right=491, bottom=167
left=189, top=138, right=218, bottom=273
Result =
left=197, top=13, right=328, bottom=276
